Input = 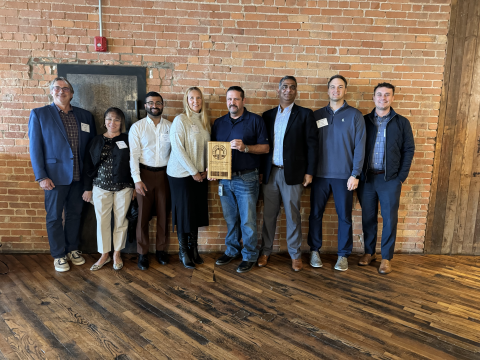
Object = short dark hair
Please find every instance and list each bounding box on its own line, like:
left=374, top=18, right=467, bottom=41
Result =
left=104, top=107, right=125, bottom=122
left=374, top=82, right=395, bottom=95
left=279, top=75, right=297, bottom=88
left=145, top=91, right=163, bottom=103
left=103, top=107, right=125, bottom=129
left=226, top=86, right=245, bottom=99
left=327, top=75, right=348, bottom=88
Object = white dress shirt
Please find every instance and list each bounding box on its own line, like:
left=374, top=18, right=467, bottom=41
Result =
left=129, top=116, right=172, bottom=183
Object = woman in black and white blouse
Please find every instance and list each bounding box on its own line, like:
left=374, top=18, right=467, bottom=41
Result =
left=82, top=107, right=134, bottom=271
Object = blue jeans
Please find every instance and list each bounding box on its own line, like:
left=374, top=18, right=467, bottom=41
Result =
left=219, top=170, right=260, bottom=262
left=44, top=181, right=84, bottom=259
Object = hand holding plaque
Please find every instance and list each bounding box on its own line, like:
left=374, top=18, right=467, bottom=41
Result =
left=207, top=141, right=232, bottom=180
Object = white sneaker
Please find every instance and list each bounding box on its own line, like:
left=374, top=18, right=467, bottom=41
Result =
left=67, top=250, right=86, bottom=266
left=54, top=257, right=70, bottom=272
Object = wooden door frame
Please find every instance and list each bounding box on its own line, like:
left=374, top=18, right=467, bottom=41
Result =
left=426, top=0, right=480, bottom=254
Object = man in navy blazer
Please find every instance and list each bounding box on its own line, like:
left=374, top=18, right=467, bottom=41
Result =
left=260, top=76, right=318, bottom=271
left=28, top=77, right=96, bottom=272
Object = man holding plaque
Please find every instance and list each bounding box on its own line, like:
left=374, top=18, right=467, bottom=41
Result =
left=260, top=76, right=318, bottom=271
left=211, top=86, right=269, bottom=273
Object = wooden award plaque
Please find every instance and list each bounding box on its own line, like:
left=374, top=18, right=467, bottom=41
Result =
left=207, top=141, right=232, bottom=180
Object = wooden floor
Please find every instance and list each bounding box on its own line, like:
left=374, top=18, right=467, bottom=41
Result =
left=0, top=254, right=479, bottom=360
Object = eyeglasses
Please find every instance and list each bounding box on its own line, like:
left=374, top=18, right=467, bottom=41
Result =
left=146, top=101, right=163, bottom=106
left=52, top=86, right=72, bottom=93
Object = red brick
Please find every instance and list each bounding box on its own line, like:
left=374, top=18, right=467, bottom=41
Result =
left=0, top=0, right=452, bottom=254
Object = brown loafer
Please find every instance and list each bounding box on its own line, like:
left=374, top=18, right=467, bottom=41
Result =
left=378, top=259, right=392, bottom=274
left=292, top=258, right=303, bottom=272
left=358, top=253, right=377, bottom=266
left=257, top=254, right=269, bottom=267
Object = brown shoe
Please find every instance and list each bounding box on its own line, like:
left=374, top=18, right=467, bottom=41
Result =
left=257, top=254, right=269, bottom=267
left=378, top=259, right=392, bottom=274
left=358, top=253, right=377, bottom=266
left=292, top=258, right=303, bottom=272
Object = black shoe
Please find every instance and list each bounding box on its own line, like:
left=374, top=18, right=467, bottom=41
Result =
left=215, top=253, right=236, bottom=266
left=236, top=261, right=255, bottom=273
left=156, top=250, right=169, bottom=265
left=138, top=254, right=149, bottom=270
left=178, top=232, right=195, bottom=269
left=188, top=230, right=204, bottom=265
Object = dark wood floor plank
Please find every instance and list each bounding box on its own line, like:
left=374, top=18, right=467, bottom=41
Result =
left=31, top=254, right=163, bottom=360
left=1, top=254, right=479, bottom=359
left=17, top=255, right=151, bottom=360
left=0, top=256, right=105, bottom=360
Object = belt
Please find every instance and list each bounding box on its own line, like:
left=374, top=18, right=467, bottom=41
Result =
left=273, top=164, right=284, bottom=169
left=368, top=169, right=385, bottom=175
left=140, top=164, right=166, bottom=172
left=231, top=168, right=256, bottom=177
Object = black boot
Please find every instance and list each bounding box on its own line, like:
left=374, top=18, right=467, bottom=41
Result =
left=178, top=232, right=195, bottom=269
left=188, top=229, right=204, bottom=265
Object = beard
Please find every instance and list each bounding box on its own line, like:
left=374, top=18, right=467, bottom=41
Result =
left=146, top=107, right=163, bottom=117
left=229, top=105, right=239, bottom=115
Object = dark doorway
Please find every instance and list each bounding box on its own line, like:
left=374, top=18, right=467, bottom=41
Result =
left=57, top=64, right=147, bottom=254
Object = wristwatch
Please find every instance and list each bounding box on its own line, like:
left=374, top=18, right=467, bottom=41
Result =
left=244, top=145, right=249, bottom=153
left=352, top=174, right=359, bottom=179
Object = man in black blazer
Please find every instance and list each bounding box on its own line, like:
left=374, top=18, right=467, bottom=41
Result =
left=260, top=76, right=318, bottom=271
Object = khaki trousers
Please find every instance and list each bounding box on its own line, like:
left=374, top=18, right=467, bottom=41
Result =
left=92, top=186, right=133, bottom=254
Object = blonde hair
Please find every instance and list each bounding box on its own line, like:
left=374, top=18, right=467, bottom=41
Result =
left=183, top=87, right=210, bottom=133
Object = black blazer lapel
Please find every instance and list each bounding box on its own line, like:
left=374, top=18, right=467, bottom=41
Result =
left=268, top=107, right=278, bottom=141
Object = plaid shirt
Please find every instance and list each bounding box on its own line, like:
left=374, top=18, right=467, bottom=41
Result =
left=370, top=111, right=392, bottom=171
left=56, top=105, right=80, bottom=181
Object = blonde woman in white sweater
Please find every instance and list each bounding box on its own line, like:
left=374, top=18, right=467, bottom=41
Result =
left=167, top=87, right=211, bottom=269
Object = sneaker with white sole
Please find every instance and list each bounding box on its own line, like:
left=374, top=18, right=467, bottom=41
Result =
left=309, top=251, right=323, bottom=268
left=54, top=257, right=70, bottom=272
left=67, top=250, right=86, bottom=266
left=334, top=256, right=348, bottom=271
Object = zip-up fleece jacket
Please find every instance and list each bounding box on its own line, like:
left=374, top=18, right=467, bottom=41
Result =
left=362, top=108, right=415, bottom=183
left=314, top=102, right=366, bottom=179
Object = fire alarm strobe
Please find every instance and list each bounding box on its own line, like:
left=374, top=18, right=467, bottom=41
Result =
left=95, top=36, right=107, bottom=52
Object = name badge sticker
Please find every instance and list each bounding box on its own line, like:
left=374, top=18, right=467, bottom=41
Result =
left=161, top=133, right=170, bottom=142
left=316, top=118, right=328, bottom=128
left=191, top=124, right=200, bottom=133
left=116, top=141, right=128, bottom=149
left=81, top=123, right=90, bottom=132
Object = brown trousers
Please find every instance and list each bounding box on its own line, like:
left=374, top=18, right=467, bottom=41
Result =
left=136, top=167, right=170, bottom=254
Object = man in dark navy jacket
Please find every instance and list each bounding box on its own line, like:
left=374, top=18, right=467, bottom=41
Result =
left=357, top=82, right=415, bottom=274
left=308, top=75, right=366, bottom=272
left=29, top=77, right=96, bottom=272
left=260, top=76, right=318, bottom=271
left=211, top=86, right=269, bottom=274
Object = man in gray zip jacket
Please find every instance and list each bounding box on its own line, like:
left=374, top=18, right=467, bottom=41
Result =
left=308, top=75, right=366, bottom=271
left=357, top=82, right=415, bottom=274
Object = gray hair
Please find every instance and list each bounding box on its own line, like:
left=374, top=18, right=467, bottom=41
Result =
left=279, top=75, right=297, bottom=89
left=49, top=77, right=74, bottom=94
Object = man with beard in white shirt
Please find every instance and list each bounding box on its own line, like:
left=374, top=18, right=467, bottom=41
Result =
left=129, top=92, right=172, bottom=270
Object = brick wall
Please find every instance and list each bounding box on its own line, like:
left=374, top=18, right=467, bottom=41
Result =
left=0, top=0, right=451, bottom=255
